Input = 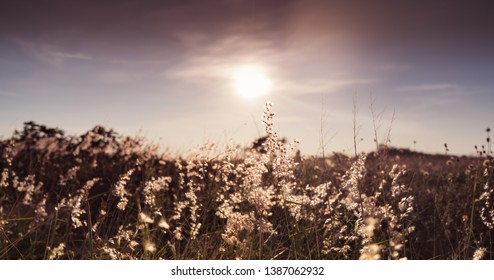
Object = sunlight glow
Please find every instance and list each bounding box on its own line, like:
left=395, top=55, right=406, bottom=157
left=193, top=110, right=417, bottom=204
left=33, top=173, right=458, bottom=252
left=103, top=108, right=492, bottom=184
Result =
left=233, top=65, right=271, bottom=98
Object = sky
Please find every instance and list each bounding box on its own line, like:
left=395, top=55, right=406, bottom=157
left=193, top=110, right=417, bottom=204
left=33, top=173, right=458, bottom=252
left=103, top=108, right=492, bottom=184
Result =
left=1, top=0, right=493, bottom=156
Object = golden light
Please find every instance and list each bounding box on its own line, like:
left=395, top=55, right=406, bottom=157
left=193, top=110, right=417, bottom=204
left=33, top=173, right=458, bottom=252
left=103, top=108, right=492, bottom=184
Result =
left=233, top=65, right=271, bottom=98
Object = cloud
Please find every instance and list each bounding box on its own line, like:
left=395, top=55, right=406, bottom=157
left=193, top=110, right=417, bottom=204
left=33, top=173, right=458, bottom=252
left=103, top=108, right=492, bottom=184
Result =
left=164, top=26, right=377, bottom=98
left=99, top=71, right=142, bottom=84
left=49, top=51, right=93, bottom=61
left=163, top=32, right=278, bottom=83
left=274, top=77, right=377, bottom=96
left=397, top=83, right=460, bottom=92
left=8, top=37, right=171, bottom=68
left=0, top=89, right=17, bottom=98
left=378, top=63, right=413, bottom=72
left=399, top=87, right=464, bottom=112
left=9, top=38, right=60, bottom=65
left=9, top=38, right=95, bottom=65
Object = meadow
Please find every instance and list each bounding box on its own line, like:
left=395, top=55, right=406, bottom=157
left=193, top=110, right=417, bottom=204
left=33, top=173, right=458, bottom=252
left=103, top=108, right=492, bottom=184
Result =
left=0, top=103, right=493, bottom=260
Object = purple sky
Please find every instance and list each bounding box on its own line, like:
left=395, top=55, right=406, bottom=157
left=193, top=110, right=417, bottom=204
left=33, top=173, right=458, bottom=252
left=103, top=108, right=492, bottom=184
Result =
left=1, top=0, right=493, bottom=155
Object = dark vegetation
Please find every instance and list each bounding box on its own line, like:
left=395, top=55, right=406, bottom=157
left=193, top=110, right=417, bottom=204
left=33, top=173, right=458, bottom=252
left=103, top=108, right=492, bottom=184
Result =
left=1, top=117, right=493, bottom=260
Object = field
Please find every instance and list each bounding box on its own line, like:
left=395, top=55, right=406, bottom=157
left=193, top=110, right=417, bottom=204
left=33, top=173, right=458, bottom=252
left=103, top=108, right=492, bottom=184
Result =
left=1, top=103, right=493, bottom=260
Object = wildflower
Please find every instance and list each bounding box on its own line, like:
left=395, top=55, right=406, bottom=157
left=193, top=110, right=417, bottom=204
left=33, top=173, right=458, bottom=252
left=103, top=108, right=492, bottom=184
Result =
left=0, top=168, right=9, bottom=187
left=33, top=196, right=48, bottom=224
left=174, top=226, right=183, bottom=240
left=190, top=223, right=202, bottom=239
left=158, top=218, right=170, bottom=230
left=47, top=243, right=66, bottom=260
left=113, top=169, right=134, bottom=211
left=143, top=176, right=171, bottom=210
left=359, top=244, right=381, bottom=260
left=143, top=240, right=156, bottom=253
left=58, top=166, right=80, bottom=186
left=101, top=246, right=118, bottom=260
left=398, top=199, right=407, bottom=213
left=473, top=247, right=486, bottom=260
left=56, top=178, right=99, bottom=228
left=139, top=212, right=154, bottom=224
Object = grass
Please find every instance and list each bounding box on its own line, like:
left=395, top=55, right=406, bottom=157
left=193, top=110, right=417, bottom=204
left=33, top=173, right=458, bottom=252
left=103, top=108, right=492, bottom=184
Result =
left=0, top=104, right=493, bottom=260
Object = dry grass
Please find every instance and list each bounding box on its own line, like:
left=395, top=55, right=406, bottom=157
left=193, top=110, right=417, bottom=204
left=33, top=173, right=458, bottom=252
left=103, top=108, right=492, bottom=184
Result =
left=0, top=107, right=493, bottom=260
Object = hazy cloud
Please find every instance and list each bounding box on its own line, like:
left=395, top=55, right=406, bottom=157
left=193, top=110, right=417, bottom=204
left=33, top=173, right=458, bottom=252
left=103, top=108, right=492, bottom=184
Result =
left=9, top=38, right=94, bottom=65
left=0, top=89, right=16, bottom=98
left=50, top=51, right=93, bottom=61
left=99, top=71, right=143, bottom=84
left=397, top=83, right=461, bottom=92
left=378, top=64, right=413, bottom=72
left=274, top=77, right=377, bottom=96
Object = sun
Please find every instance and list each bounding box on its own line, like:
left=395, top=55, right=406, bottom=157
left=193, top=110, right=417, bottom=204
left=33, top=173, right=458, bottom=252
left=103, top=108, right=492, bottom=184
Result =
left=233, top=65, right=271, bottom=98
